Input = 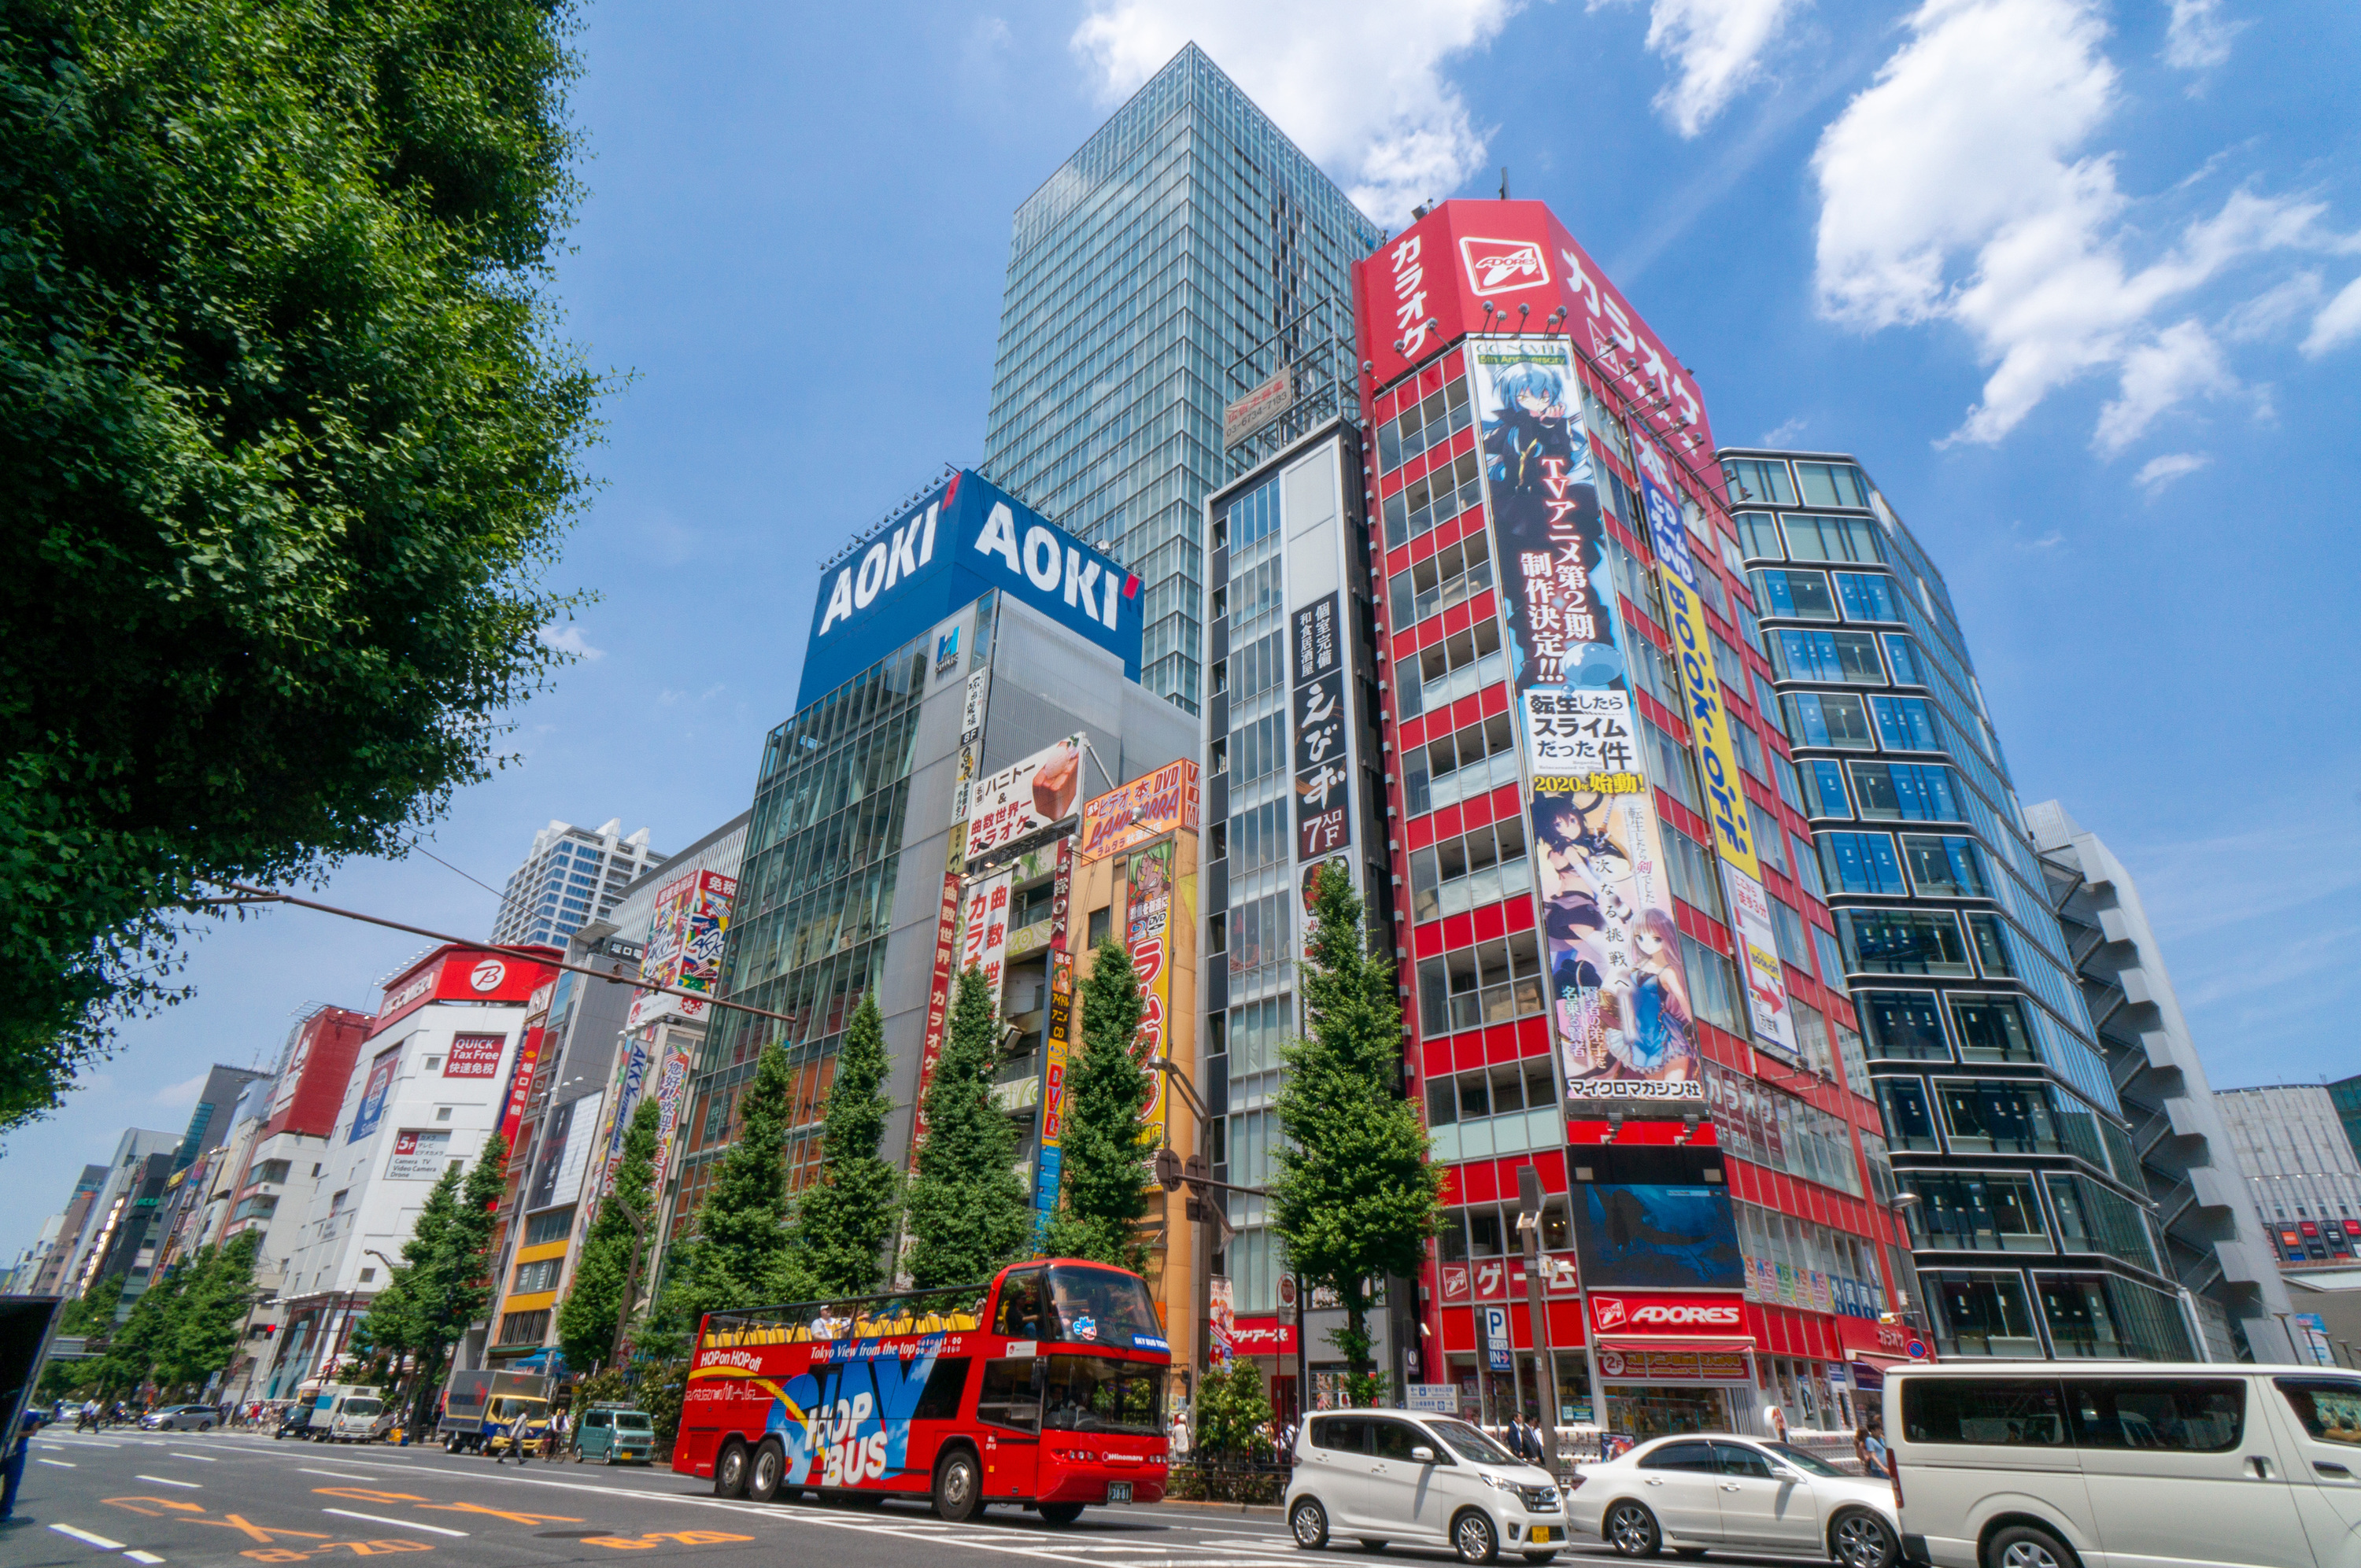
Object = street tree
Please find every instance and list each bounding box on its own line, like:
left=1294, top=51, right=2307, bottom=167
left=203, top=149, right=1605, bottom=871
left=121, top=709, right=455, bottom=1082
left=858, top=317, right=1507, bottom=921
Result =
left=644, top=1039, right=795, bottom=1356
left=379, top=1132, right=508, bottom=1433
left=556, top=1095, right=661, bottom=1369
left=1045, top=940, right=1153, bottom=1269
left=0, top=0, right=604, bottom=1134
left=1192, top=1356, right=1274, bottom=1463
left=905, top=966, right=1029, bottom=1289
left=1270, top=864, right=1443, bottom=1404
left=164, top=1229, right=264, bottom=1391
left=95, top=1266, right=185, bottom=1396
left=785, top=992, right=902, bottom=1299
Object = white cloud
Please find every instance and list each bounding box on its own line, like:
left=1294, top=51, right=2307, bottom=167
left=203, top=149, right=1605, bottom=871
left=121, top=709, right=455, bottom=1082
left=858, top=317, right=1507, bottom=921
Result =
left=2134, top=450, right=2210, bottom=495
left=2303, top=275, right=2361, bottom=358
left=154, top=1072, right=206, bottom=1108
left=2093, top=319, right=2234, bottom=454
left=2222, top=271, right=2322, bottom=341
left=1067, top=3, right=1520, bottom=224
left=538, top=624, right=605, bottom=662
left=1639, top=0, right=1805, bottom=137
left=1810, top=0, right=2354, bottom=451
left=1758, top=416, right=1809, bottom=445
left=2163, top=0, right=2241, bottom=70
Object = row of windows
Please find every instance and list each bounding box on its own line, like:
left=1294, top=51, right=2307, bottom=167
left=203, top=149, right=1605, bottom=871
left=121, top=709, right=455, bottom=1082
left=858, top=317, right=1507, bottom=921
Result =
left=1721, top=457, right=1877, bottom=511
left=1903, top=1170, right=2159, bottom=1271
left=1407, top=817, right=1532, bottom=925
left=1401, top=710, right=1518, bottom=816
left=1786, top=690, right=1942, bottom=752
left=1800, top=758, right=1963, bottom=823
left=1375, top=374, right=1473, bottom=475
left=1822, top=830, right=1990, bottom=898
left=1842, top=905, right=2022, bottom=980
left=1700, top=1059, right=1865, bottom=1198
left=1920, top=1270, right=2194, bottom=1361
left=1861, top=991, right=2041, bottom=1064
left=1735, top=1199, right=1890, bottom=1316
left=1210, top=993, right=1294, bottom=1079
left=1735, top=508, right=1886, bottom=566
left=1750, top=566, right=1904, bottom=624
left=1395, top=615, right=1506, bottom=718
left=1387, top=527, right=1493, bottom=633
left=1380, top=450, right=1483, bottom=552
left=1878, top=1076, right=2127, bottom=1179
left=1425, top=1053, right=1557, bottom=1129
left=1415, top=931, right=1548, bottom=1036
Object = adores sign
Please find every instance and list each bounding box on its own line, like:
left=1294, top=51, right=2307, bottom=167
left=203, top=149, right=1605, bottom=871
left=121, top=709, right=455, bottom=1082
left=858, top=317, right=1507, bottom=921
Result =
left=1592, top=1294, right=1745, bottom=1333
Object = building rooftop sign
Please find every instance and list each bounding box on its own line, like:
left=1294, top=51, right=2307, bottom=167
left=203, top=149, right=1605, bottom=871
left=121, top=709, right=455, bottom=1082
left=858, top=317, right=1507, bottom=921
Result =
left=799, top=469, right=1143, bottom=708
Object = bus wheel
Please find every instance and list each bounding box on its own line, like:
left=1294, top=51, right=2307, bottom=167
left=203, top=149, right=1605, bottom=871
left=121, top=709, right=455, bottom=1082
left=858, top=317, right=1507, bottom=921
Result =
left=933, top=1448, right=983, bottom=1523
left=1040, top=1503, right=1085, bottom=1526
left=714, top=1441, right=750, bottom=1499
left=747, top=1441, right=784, bottom=1503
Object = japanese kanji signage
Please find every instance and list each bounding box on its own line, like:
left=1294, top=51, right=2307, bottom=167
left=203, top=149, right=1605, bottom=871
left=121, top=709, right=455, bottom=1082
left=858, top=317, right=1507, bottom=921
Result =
left=1290, top=595, right=1352, bottom=860
left=959, top=869, right=1016, bottom=1013
left=966, top=735, right=1084, bottom=865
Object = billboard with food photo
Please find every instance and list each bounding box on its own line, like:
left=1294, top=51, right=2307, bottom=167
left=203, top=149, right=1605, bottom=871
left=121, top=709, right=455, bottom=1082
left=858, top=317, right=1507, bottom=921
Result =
left=966, top=735, right=1085, bottom=864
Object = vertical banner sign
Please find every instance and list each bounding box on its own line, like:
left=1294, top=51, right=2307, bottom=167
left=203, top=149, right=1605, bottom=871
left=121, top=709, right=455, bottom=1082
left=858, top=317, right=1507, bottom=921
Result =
left=349, top=1048, right=400, bottom=1143
left=1033, top=837, right=1077, bottom=1245
left=1209, top=1277, right=1236, bottom=1367
left=497, top=1021, right=546, bottom=1149
left=1125, top=839, right=1177, bottom=1140
left=646, top=1040, right=695, bottom=1197
left=961, top=869, right=1016, bottom=1013
left=1470, top=341, right=1702, bottom=1103
left=1635, top=434, right=1797, bottom=1061
left=914, top=654, right=987, bottom=1172
left=1291, top=596, right=1352, bottom=858
left=1483, top=1304, right=1514, bottom=1373
left=597, top=1032, right=653, bottom=1197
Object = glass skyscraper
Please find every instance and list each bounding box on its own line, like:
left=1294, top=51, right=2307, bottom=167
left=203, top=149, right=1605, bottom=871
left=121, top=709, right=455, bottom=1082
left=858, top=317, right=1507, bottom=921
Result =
left=1724, top=447, right=2196, bottom=1360
left=981, top=44, right=1384, bottom=715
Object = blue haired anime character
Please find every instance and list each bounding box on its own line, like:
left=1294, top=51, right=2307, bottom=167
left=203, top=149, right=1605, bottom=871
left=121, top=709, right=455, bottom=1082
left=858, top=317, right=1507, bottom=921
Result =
left=1482, top=362, right=1576, bottom=495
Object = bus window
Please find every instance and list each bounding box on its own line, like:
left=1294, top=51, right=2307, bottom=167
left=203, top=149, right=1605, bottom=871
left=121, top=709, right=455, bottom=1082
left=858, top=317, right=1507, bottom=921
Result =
left=977, top=1356, right=1040, bottom=1432
left=913, top=1357, right=973, bottom=1422
left=1048, top=1265, right=1162, bottom=1348
left=1041, top=1355, right=1162, bottom=1433
left=995, top=1270, right=1048, bottom=1338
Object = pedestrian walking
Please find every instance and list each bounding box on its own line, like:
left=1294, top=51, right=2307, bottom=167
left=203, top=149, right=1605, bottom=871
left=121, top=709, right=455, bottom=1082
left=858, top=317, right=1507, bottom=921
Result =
left=1, top=1407, right=42, bottom=1526
left=546, top=1407, right=569, bottom=1463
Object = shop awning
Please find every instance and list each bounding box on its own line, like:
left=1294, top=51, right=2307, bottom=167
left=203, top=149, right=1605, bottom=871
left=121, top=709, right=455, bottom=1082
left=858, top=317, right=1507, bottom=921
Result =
left=1596, top=1336, right=1756, bottom=1355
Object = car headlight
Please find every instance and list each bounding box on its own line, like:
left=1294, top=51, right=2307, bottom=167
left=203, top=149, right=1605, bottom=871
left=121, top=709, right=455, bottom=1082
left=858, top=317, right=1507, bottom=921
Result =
left=1480, top=1473, right=1520, bottom=1492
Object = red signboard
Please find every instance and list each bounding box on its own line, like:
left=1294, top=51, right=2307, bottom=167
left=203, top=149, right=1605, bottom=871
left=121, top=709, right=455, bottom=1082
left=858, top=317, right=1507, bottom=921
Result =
left=375, top=945, right=556, bottom=1029
left=1590, top=1292, right=1746, bottom=1334
left=443, top=1033, right=507, bottom=1079
left=497, top=1024, right=545, bottom=1147
left=1227, top=1315, right=1299, bottom=1356
left=907, top=867, right=964, bottom=1168
left=1353, top=200, right=1720, bottom=489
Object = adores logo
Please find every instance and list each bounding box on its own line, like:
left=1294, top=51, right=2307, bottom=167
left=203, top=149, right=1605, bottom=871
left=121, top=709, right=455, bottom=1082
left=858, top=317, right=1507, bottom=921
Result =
left=469, top=958, right=508, bottom=993
left=1594, top=1297, right=1742, bottom=1330
left=1460, top=237, right=1549, bottom=293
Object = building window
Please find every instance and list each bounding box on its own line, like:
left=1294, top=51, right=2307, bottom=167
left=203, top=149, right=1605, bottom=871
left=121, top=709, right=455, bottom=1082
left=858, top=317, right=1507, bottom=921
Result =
left=1936, top=1079, right=2063, bottom=1154
left=1406, top=819, right=1531, bottom=924
left=1832, top=570, right=1901, bottom=621
left=1781, top=513, right=1886, bottom=565
left=2034, top=1274, right=2193, bottom=1360
left=1426, top=1056, right=1559, bottom=1128
left=1661, top=824, right=1724, bottom=921
left=1396, top=616, right=1504, bottom=718
left=497, top=1309, right=551, bottom=1347
left=1820, top=832, right=1906, bottom=895
left=1796, top=462, right=1874, bottom=509
left=2045, top=1175, right=2160, bottom=1271
left=1966, top=913, right=2019, bottom=978
left=1402, top=711, right=1518, bottom=817
left=1786, top=692, right=1875, bottom=749
left=1388, top=529, right=1495, bottom=631
left=1769, top=629, right=1886, bottom=684
left=1878, top=1079, right=1942, bottom=1151
left=1723, top=459, right=1798, bottom=507
left=1949, top=995, right=2037, bottom=1063
left=512, top=1258, right=562, bottom=1294
left=523, top=1208, right=574, bottom=1247
left=1860, top=992, right=1949, bottom=1060
left=1799, top=759, right=1850, bottom=819
left=1086, top=907, right=1110, bottom=947
left=1903, top=1172, right=2049, bottom=1252
left=1882, top=633, right=1931, bottom=686
left=1870, top=695, right=1942, bottom=752
left=1679, top=935, right=1743, bottom=1034
left=1416, top=934, right=1546, bottom=1036
left=1842, top=909, right=1973, bottom=975
left=1901, top=835, right=1989, bottom=898
left=1848, top=761, right=1961, bottom=822
left=1922, top=1271, right=2043, bottom=1357
left=1750, top=567, right=1836, bottom=621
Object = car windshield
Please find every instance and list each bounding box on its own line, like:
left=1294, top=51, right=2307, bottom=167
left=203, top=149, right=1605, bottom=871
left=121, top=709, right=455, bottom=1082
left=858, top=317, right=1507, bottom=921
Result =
left=1426, top=1418, right=1521, bottom=1466
left=1763, top=1442, right=1844, bottom=1477
left=1047, top=1267, right=1162, bottom=1349
left=1041, top=1355, right=1164, bottom=1434
left=613, top=1413, right=652, bottom=1430
left=342, top=1400, right=382, bottom=1416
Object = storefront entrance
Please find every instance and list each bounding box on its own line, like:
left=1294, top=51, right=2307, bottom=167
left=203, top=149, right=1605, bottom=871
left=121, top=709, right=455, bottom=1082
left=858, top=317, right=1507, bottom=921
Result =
left=1602, top=1382, right=1736, bottom=1437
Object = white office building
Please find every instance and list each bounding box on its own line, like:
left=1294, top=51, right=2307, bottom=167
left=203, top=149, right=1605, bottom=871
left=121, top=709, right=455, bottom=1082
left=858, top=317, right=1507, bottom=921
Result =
left=489, top=817, right=667, bottom=948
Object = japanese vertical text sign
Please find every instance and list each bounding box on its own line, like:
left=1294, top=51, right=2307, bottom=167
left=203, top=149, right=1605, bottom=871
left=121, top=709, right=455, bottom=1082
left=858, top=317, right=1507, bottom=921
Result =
left=1469, top=342, right=1701, bottom=1103
left=960, top=869, right=1017, bottom=1013
left=1033, top=836, right=1077, bottom=1245
left=1635, top=434, right=1795, bottom=1060
left=1125, top=839, right=1177, bottom=1141
left=1290, top=595, right=1351, bottom=859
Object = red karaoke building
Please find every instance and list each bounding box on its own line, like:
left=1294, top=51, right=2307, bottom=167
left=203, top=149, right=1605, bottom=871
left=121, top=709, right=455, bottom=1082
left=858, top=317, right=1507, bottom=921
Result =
left=1353, top=200, right=1922, bottom=1441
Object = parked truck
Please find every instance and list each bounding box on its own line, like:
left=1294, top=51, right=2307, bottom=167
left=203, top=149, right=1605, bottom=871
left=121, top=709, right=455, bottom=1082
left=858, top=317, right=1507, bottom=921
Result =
left=318, top=1385, right=386, bottom=1444
left=438, top=1368, right=552, bottom=1456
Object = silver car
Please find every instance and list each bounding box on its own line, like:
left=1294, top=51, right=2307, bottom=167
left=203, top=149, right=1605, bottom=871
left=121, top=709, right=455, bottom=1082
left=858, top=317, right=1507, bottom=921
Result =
left=1566, top=1433, right=1899, bottom=1568
left=141, top=1404, right=219, bottom=1432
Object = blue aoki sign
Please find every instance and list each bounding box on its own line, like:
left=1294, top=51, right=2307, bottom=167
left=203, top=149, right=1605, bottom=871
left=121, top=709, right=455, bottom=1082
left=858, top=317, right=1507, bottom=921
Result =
left=798, top=470, right=1144, bottom=707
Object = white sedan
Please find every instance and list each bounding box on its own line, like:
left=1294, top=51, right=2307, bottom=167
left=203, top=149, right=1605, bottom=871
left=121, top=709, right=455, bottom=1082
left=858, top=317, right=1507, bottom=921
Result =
left=1565, top=1434, right=1899, bottom=1568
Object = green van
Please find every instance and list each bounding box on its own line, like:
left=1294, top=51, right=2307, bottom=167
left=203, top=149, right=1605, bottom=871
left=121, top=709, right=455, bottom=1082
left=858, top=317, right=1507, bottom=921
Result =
left=574, top=1404, right=656, bottom=1465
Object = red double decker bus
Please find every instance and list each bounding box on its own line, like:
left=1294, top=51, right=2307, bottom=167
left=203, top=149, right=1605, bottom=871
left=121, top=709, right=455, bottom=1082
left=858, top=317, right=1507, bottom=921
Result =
left=673, top=1257, right=1170, bottom=1522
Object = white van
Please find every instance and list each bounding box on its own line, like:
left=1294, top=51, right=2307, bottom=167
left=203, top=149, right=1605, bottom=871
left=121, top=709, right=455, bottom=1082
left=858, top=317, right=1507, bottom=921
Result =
left=320, top=1385, right=385, bottom=1444
left=1286, top=1409, right=1567, bottom=1564
left=1885, top=1363, right=2361, bottom=1568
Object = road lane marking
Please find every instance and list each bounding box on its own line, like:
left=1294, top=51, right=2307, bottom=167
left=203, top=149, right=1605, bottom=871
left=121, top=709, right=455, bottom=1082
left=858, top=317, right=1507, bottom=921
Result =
left=125, top=1553, right=168, bottom=1564
left=40, top=1457, right=77, bottom=1467
left=298, top=1470, right=382, bottom=1481
left=47, top=1437, right=128, bottom=1448
left=135, top=1475, right=202, bottom=1489
left=171, top=1452, right=219, bottom=1462
left=322, top=1510, right=468, bottom=1538
left=51, top=1523, right=129, bottom=1548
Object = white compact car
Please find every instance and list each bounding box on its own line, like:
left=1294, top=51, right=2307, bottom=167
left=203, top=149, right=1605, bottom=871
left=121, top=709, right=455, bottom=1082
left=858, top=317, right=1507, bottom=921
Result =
left=1288, top=1409, right=1570, bottom=1563
left=1565, top=1433, right=1900, bottom=1568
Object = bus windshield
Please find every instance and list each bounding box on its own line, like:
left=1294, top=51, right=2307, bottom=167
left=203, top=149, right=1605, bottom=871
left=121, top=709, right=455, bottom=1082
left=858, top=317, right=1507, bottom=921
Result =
left=1047, top=1266, right=1162, bottom=1348
left=1042, top=1355, right=1163, bottom=1434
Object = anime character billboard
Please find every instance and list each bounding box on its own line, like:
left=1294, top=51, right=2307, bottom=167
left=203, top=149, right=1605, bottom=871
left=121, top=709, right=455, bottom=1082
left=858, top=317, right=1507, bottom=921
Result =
left=1533, top=787, right=1701, bottom=1100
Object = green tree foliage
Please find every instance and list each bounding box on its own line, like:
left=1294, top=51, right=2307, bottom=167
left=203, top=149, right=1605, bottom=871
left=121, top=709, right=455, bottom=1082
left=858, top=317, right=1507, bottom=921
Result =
left=1271, top=865, right=1443, bottom=1398
left=1045, top=940, right=1152, bottom=1269
left=645, top=1040, right=793, bottom=1355
left=57, top=1272, right=127, bottom=1338
left=556, top=1095, right=660, bottom=1371
left=906, top=966, right=1029, bottom=1289
left=94, top=1267, right=185, bottom=1394
left=0, top=0, right=603, bottom=1134
left=163, top=1228, right=262, bottom=1389
left=1192, top=1356, right=1274, bottom=1463
left=786, top=992, right=902, bottom=1299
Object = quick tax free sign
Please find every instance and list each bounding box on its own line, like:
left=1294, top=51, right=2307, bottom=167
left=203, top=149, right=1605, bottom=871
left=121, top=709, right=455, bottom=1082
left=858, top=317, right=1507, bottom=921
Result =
left=798, top=470, right=1144, bottom=707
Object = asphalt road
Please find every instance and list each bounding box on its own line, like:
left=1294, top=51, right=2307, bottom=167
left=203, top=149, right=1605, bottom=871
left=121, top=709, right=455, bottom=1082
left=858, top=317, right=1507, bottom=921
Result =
left=5, top=1427, right=1833, bottom=1568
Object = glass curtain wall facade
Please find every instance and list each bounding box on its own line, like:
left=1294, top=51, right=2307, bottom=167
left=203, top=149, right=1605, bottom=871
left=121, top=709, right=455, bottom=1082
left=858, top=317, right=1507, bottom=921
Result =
left=682, top=614, right=955, bottom=1221
left=1723, top=447, right=2194, bottom=1360
left=981, top=43, right=1382, bottom=715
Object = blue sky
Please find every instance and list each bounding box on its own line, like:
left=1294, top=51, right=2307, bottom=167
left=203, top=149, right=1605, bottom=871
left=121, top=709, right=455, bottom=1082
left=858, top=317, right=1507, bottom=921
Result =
left=5, top=0, right=2355, bottom=1256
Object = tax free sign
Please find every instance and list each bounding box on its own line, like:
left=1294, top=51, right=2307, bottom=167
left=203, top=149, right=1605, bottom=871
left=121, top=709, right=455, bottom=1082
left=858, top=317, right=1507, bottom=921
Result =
left=797, top=470, right=1143, bottom=708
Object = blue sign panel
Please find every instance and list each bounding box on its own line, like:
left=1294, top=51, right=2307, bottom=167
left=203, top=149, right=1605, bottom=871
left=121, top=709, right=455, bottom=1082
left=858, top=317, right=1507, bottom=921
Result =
left=797, top=470, right=1142, bottom=708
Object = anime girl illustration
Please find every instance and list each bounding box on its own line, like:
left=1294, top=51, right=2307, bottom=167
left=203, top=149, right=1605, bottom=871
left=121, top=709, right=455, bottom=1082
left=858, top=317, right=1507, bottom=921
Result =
left=1611, top=908, right=1695, bottom=1081
left=1480, top=362, right=1577, bottom=496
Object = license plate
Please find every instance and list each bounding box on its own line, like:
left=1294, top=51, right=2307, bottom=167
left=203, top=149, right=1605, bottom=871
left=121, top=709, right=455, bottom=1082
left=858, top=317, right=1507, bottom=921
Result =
left=1528, top=1527, right=1557, bottom=1544
left=1107, top=1482, right=1133, bottom=1503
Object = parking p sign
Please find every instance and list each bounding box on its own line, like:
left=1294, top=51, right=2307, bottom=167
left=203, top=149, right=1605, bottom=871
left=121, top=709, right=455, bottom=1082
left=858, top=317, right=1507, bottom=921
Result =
left=1483, top=1305, right=1513, bottom=1372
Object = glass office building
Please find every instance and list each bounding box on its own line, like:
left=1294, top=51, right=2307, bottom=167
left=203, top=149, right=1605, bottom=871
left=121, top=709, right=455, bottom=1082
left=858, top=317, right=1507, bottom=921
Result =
left=1723, top=447, right=2196, bottom=1360
left=981, top=43, right=1383, bottom=716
